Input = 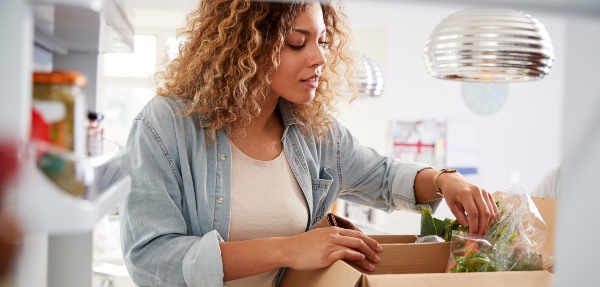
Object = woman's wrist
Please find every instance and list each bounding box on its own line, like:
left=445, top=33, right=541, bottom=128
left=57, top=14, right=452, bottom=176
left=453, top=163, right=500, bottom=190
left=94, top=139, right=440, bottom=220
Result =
left=414, top=168, right=442, bottom=203
left=434, top=169, right=460, bottom=197
left=220, top=236, right=292, bottom=281
left=272, top=236, right=291, bottom=268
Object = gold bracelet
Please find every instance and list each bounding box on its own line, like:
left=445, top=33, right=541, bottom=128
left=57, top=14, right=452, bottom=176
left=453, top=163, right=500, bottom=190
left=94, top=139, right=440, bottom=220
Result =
left=433, top=168, right=459, bottom=197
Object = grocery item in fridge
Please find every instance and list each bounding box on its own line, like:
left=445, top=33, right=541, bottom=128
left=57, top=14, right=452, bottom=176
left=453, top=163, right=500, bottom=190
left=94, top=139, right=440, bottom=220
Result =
left=87, top=112, right=104, bottom=157
left=32, top=70, right=87, bottom=154
left=32, top=71, right=88, bottom=197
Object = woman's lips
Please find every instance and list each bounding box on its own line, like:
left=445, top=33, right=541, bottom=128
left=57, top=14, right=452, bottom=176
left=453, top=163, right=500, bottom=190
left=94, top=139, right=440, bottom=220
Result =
left=301, top=76, right=319, bottom=89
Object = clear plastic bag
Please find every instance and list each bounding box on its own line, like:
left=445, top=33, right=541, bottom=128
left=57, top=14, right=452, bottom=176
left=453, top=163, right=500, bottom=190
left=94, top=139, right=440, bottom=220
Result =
left=447, top=187, right=548, bottom=272
left=448, top=232, right=497, bottom=272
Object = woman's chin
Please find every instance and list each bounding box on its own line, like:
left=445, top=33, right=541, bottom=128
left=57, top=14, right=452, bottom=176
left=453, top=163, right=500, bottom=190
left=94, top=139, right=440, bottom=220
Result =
left=286, top=93, right=316, bottom=105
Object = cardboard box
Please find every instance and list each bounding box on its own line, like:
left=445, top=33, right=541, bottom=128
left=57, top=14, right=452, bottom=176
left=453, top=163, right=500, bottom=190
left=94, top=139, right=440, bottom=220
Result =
left=279, top=197, right=556, bottom=287
left=530, top=196, right=556, bottom=258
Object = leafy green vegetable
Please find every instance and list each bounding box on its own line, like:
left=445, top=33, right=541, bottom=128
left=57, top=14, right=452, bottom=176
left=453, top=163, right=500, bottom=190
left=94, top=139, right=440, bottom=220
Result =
left=451, top=251, right=497, bottom=272
left=421, top=200, right=542, bottom=273
left=434, top=218, right=453, bottom=238
left=420, top=207, right=437, bottom=237
left=420, top=207, right=468, bottom=241
left=512, top=252, right=540, bottom=271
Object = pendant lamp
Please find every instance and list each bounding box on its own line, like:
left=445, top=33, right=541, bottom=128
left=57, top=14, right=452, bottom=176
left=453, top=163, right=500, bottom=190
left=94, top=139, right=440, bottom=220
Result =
left=423, top=8, right=554, bottom=82
left=356, top=53, right=385, bottom=98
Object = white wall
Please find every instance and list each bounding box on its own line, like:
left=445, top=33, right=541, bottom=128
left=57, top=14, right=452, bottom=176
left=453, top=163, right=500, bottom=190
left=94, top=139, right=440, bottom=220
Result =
left=336, top=1, right=566, bottom=234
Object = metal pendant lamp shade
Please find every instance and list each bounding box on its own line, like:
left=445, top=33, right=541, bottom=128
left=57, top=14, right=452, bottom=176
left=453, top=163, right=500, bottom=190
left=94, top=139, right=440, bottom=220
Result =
left=423, top=8, right=555, bottom=82
left=356, top=53, right=385, bottom=97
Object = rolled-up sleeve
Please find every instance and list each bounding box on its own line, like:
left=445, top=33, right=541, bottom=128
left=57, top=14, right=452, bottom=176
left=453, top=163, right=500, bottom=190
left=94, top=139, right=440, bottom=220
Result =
left=121, top=108, right=225, bottom=287
left=182, top=230, right=225, bottom=286
left=390, top=161, right=442, bottom=213
left=334, top=120, right=442, bottom=214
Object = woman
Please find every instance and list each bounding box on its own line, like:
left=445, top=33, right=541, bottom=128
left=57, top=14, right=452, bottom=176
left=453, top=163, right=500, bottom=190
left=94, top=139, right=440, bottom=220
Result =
left=120, top=1, right=499, bottom=286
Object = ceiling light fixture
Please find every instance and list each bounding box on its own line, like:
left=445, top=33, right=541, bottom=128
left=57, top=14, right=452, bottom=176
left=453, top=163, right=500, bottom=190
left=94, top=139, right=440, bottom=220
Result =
left=423, top=8, right=555, bottom=82
left=356, top=53, right=385, bottom=98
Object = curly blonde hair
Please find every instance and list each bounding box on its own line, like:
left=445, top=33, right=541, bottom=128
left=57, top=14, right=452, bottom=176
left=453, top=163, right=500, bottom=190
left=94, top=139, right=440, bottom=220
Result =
left=154, top=0, right=355, bottom=140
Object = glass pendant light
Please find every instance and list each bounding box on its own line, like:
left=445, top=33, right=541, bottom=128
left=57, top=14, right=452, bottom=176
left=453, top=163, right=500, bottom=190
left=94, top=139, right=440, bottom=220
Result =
left=422, top=8, right=555, bottom=82
left=356, top=53, right=385, bottom=98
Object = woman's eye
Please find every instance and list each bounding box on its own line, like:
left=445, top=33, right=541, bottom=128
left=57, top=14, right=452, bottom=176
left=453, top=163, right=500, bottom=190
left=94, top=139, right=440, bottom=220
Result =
left=319, top=41, right=330, bottom=49
left=288, top=44, right=306, bottom=50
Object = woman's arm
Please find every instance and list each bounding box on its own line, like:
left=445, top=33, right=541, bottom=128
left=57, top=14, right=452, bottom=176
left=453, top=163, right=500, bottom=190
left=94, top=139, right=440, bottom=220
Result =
left=219, top=227, right=382, bottom=281
left=332, top=119, right=497, bottom=235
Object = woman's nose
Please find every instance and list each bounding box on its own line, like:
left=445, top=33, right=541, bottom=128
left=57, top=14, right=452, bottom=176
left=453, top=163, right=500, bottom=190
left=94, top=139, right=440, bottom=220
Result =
left=309, top=45, right=327, bottom=67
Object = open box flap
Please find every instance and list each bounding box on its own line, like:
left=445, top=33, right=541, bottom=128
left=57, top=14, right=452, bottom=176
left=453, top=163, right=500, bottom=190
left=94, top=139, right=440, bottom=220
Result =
left=279, top=235, right=451, bottom=287
left=278, top=260, right=362, bottom=287
left=314, top=213, right=361, bottom=231
left=369, top=235, right=417, bottom=244
left=347, top=241, right=450, bottom=275
left=365, top=270, right=553, bottom=287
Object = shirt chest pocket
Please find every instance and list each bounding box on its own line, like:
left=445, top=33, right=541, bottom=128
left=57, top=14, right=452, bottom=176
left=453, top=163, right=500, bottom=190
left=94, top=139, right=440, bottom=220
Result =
left=311, top=167, right=333, bottom=227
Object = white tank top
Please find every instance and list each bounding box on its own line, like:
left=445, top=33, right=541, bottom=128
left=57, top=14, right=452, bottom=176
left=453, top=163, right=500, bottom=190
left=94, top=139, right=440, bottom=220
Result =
left=226, top=140, right=309, bottom=287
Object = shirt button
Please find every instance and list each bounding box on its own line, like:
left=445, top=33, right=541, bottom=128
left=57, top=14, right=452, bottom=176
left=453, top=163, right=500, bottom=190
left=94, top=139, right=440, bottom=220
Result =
left=293, top=158, right=297, bottom=165
left=217, top=197, right=224, bottom=204
left=220, top=154, right=227, bottom=160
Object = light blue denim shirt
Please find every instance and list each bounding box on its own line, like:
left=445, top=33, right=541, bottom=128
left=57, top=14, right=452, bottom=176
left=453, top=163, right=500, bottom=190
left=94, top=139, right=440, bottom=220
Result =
left=120, top=96, right=440, bottom=287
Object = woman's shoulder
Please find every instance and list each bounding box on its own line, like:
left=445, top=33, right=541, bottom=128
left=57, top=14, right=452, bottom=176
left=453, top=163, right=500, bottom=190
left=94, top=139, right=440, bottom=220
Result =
left=138, top=95, right=186, bottom=120
left=135, top=95, right=202, bottom=136
left=324, top=116, right=344, bottom=141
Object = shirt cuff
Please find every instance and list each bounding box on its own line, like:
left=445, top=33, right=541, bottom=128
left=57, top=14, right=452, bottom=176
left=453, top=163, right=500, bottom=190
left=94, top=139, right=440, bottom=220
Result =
left=391, top=162, right=442, bottom=213
left=182, top=230, right=225, bottom=287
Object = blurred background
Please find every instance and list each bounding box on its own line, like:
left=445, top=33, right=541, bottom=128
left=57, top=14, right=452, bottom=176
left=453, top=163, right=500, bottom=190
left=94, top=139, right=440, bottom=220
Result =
left=4, top=0, right=594, bottom=286
left=96, top=0, right=564, bottom=235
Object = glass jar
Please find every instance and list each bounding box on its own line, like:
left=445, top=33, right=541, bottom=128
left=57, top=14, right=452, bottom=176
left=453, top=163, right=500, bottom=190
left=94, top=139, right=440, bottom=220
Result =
left=32, top=71, right=87, bottom=197
left=32, top=71, right=87, bottom=153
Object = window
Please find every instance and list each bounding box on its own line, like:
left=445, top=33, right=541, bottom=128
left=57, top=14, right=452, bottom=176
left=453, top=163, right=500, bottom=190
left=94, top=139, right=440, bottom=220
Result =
left=98, top=32, right=173, bottom=146
left=104, top=35, right=157, bottom=78
left=166, top=36, right=185, bottom=61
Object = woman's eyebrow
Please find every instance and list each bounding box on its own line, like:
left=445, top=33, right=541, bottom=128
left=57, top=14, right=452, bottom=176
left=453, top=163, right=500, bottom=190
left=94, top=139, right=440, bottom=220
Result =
left=292, top=28, right=326, bottom=36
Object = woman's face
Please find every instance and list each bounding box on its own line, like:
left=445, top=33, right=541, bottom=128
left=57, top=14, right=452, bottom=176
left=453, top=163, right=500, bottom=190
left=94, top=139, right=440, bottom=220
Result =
left=269, top=2, right=328, bottom=104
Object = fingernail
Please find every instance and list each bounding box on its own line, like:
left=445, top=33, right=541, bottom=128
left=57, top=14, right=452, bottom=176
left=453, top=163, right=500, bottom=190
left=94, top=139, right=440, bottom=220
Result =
left=368, top=263, right=375, bottom=271
left=374, top=255, right=381, bottom=262
left=377, top=244, right=383, bottom=251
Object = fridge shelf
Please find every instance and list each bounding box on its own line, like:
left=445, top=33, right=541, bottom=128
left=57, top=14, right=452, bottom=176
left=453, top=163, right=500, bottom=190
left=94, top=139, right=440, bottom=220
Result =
left=34, top=25, right=68, bottom=55
left=30, top=0, right=134, bottom=53
left=15, top=140, right=131, bottom=234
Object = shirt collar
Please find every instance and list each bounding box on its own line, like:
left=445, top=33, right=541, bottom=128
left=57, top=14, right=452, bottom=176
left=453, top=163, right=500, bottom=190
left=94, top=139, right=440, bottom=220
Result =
left=277, top=98, right=302, bottom=128
left=194, top=98, right=301, bottom=130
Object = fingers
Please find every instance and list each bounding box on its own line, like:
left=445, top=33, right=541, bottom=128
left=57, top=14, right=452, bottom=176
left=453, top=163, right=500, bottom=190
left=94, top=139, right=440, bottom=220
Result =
left=471, top=188, right=492, bottom=235
left=447, top=186, right=498, bottom=235
left=334, top=228, right=381, bottom=262
left=290, top=227, right=383, bottom=271
left=351, top=258, right=376, bottom=272
left=329, top=248, right=365, bottom=262
left=338, top=228, right=383, bottom=252
left=484, top=190, right=499, bottom=225
left=329, top=249, right=376, bottom=271
left=448, top=202, right=469, bottom=229
left=460, top=196, right=480, bottom=234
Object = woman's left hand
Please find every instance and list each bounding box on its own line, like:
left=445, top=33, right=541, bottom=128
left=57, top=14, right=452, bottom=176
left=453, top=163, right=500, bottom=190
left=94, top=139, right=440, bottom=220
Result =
left=436, top=172, right=499, bottom=235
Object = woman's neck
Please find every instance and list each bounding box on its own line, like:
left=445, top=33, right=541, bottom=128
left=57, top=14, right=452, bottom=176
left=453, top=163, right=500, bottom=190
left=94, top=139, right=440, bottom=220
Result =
left=249, top=95, right=281, bottom=136
left=228, top=95, right=284, bottom=161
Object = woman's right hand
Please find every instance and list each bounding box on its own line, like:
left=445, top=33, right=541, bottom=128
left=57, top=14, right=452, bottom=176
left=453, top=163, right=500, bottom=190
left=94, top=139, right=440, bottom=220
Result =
left=282, top=227, right=383, bottom=271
